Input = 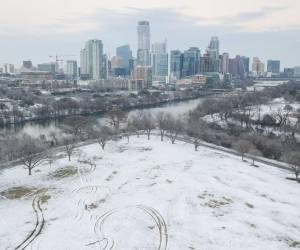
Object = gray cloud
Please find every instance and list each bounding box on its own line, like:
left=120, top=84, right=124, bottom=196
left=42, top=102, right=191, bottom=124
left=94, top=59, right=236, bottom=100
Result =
left=218, top=6, right=287, bottom=25
left=0, top=7, right=299, bottom=68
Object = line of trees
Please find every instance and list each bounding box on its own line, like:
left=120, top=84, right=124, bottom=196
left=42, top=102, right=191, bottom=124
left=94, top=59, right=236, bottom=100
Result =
left=0, top=84, right=299, bottom=182
left=0, top=84, right=199, bottom=126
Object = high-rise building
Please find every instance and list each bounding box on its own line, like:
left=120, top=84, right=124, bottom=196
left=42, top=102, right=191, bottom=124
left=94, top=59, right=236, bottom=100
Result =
left=199, top=52, right=219, bottom=73
left=116, top=45, right=133, bottom=75
left=3, top=64, right=15, bottom=74
left=182, top=47, right=201, bottom=78
left=83, top=39, right=105, bottom=80
left=151, top=41, right=168, bottom=83
left=220, top=53, right=229, bottom=74
left=111, top=56, right=124, bottom=69
left=283, top=68, right=295, bottom=78
left=137, top=21, right=151, bottom=66
left=152, top=42, right=166, bottom=54
left=103, top=54, right=109, bottom=80
left=23, top=60, right=33, bottom=69
left=293, top=66, right=300, bottom=77
left=80, top=48, right=88, bottom=76
left=228, top=55, right=246, bottom=78
left=209, top=36, right=219, bottom=59
left=267, top=60, right=280, bottom=74
left=133, top=66, right=152, bottom=89
left=241, top=56, right=250, bottom=73
left=37, top=63, right=57, bottom=74
left=65, top=60, right=78, bottom=79
left=170, top=50, right=183, bottom=80
left=252, top=57, right=265, bottom=76
left=111, top=56, right=126, bottom=77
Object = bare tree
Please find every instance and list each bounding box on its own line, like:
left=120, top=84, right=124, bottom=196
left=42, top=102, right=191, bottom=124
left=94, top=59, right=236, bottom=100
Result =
left=106, top=108, right=127, bottom=131
left=128, top=111, right=144, bottom=138
left=91, top=125, right=113, bottom=150
left=187, top=119, right=207, bottom=151
left=18, top=135, right=47, bottom=175
left=272, top=105, right=293, bottom=131
left=165, top=114, right=183, bottom=144
left=61, top=135, right=77, bottom=161
left=61, top=116, right=96, bottom=140
left=141, top=112, right=156, bottom=140
left=282, top=151, right=300, bottom=181
left=232, top=139, right=255, bottom=161
left=156, top=111, right=168, bottom=141
left=248, top=148, right=263, bottom=166
left=46, top=150, right=55, bottom=168
left=49, top=131, right=59, bottom=146
left=124, top=120, right=136, bottom=142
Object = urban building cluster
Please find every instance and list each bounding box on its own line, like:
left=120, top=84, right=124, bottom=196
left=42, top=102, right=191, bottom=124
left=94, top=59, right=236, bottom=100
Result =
left=1, top=21, right=300, bottom=90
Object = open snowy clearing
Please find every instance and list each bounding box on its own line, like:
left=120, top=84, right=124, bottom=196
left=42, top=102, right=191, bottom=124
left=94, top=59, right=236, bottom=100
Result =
left=0, top=136, right=300, bottom=249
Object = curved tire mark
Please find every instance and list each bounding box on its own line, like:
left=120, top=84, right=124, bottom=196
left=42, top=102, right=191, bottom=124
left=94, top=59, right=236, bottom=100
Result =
left=15, top=195, right=45, bottom=250
left=94, top=205, right=168, bottom=250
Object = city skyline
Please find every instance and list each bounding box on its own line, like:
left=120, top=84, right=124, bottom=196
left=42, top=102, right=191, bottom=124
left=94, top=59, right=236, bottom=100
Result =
left=0, top=1, right=300, bottom=67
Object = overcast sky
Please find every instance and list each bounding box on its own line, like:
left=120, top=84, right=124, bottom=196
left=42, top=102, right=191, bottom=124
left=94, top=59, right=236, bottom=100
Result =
left=0, top=0, right=300, bottom=68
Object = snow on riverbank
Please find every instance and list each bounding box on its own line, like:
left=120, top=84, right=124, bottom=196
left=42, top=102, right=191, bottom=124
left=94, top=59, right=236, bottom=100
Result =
left=0, top=136, right=299, bottom=249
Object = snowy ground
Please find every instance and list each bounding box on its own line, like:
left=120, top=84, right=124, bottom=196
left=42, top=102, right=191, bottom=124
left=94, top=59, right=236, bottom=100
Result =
left=0, top=136, right=300, bottom=250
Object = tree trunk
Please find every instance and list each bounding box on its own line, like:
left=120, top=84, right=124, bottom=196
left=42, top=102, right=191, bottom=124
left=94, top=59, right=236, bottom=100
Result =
left=147, top=132, right=150, bottom=140
left=68, top=153, right=71, bottom=161
left=28, top=167, right=32, bottom=176
left=160, top=131, right=164, bottom=141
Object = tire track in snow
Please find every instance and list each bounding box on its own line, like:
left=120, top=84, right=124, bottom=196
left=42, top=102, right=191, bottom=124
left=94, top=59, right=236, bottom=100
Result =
left=72, top=186, right=111, bottom=222
left=15, top=195, right=45, bottom=250
left=93, top=205, right=168, bottom=250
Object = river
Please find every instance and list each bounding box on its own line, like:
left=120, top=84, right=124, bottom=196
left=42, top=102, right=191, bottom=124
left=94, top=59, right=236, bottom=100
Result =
left=6, top=98, right=204, bottom=138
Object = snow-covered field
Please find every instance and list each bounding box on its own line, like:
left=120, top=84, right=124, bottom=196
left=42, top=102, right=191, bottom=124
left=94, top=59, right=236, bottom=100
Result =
left=0, top=136, right=300, bottom=249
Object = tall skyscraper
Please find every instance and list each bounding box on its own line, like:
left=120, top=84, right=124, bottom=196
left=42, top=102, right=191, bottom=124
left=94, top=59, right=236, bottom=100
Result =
left=241, top=56, right=250, bottom=73
left=267, top=60, right=280, bottom=74
left=3, top=64, right=15, bottom=74
left=116, top=45, right=133, bottom=75
left=228, top=55, right=246, bottom=78
left=209, top=36, right=220, bottom=59
left=137, top=21, right=151, bottom=66
left=151, top=41, right=168, bottom=83
left=221, top=53, right=229, bottom=74
left=65, top=60, right=78, bottom=79
left=252, top=57, right=265, bottom=76
left=111, top=56, right=126, bottom=76
left=294, top=66, right=300, bottom=77
left=182, top=47, right=201, bottom=78
left=80, top=48, right=88, bottom=76
left=170, top=50, right=183, bottom=80
left=83, top=39, right=105, bottom=80
left=199, top=54, right=218, bottom=73
left=133, top=66, right=152, bottom=89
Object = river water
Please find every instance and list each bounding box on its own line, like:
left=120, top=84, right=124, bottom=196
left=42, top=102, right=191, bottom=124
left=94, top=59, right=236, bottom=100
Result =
left=8, top=98, right=203, bottom=138
left=4, top=80, right=288, bottom=138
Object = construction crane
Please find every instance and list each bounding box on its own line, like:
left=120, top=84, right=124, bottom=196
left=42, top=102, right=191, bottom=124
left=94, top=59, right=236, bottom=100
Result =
left=48, top=54, right=76, bottom=73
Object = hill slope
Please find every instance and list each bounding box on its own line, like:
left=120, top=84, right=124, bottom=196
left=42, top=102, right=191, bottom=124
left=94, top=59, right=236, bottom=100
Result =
left=0, top=136, right=299, bottom=249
